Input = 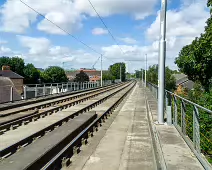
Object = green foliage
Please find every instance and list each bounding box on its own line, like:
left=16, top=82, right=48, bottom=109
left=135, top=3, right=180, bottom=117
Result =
left=23, top=64, right=40, bottom=84
left=146, top=64, right=176, bottom=91
left=135, top=69, right=144, bottom=79
left=109, top=62, right=126, bottom=81
left=102, top=72, right=115, bottom=81
left=175, top=0, right=212, bottom=92
left=74, top=70, right=89, bottom=82
left=0, top=56, right=25, bottom=76
left=41, top=66, right=68, bottom=83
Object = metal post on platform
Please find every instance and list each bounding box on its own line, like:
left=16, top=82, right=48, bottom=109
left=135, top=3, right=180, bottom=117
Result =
left=10, top=86, right=13, bottom=102
left=101, top=54, right=103, bottom=87
left=43, top=84, right=46, bottom=96
left=56, top=83, right=59, bottom=94
left=145, top=54, right=147, bottom=88
left=24, top=85, right=27, bottom=100
left=120, top=64, right=122, bottom=82
left=158, top=0, right=167, bottom=124
left=35, top=84, right=38, bottom=97
left=50, top=84, right=53, bottom=94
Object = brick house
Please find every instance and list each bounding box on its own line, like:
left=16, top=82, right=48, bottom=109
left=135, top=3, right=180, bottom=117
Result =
left=0, top=66, right=24, bottom=94
left=66, top=68, right=101, bottom=82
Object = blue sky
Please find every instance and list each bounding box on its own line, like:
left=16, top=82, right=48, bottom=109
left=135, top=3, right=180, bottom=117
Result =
left=0, top=0, right=210, bottom=72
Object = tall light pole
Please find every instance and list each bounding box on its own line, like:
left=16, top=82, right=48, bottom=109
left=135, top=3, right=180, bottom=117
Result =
left=120, top=65, right=121, bottom=82
left=125, top=58, right=147, bottom=86
left=145, top=54, right=147, bottom=87
left=158, top=0, right=167, bottom=124
left=101, top=54, right=103, bottom=87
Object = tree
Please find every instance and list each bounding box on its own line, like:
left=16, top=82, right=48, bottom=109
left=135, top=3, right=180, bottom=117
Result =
left=41, top=66, right=68, bottom=83
left=175, top=0, right=212, bottom=92
left=0, top=56, right=25, bottom=76
left=147, top=64, right=176, bottom=91
left=23, top=63, right=40, bottom=84
left=102, top=72, right=115, bottom=81
left=74, top=70, right=89, bottom=82
left=109, top=62, right=126, bottom=81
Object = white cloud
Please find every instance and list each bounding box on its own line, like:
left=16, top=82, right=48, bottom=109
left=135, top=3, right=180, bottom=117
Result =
left=0, top=40, right=8, bottom=44
left=0, top=0, right=83, bottom=34
left=75, top=0, right=157, bottom=20
left=15, top=35, right=100, bottom=69
left=92, top=27, right=108, bottom=35
left=0, top=46, right=12, bottom=53
left=118, top=37, right=138, bottom=44
left=145, top=1, right=209, bottom=69
left=0, top=0, right=157, bottom=34
left=17, top=35, right=51, bottom=55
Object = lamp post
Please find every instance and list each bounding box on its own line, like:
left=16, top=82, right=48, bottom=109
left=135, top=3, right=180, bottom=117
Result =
left=158, top=0, right=167, bottom=124
left=101, top=54, right=103, bottom=87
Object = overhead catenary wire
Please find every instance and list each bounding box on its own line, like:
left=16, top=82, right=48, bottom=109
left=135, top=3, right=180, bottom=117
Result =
left=87, top=0, right=125, bottom=55
left=20, top=0, right=119, bottom=72
left=19, top=0, right=102, bottom=56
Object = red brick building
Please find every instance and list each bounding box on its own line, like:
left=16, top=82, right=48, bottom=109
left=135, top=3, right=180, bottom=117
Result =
left=66, top=68, right=101, bottom=82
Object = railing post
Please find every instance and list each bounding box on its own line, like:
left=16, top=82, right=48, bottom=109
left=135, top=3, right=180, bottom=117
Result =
left=24, top=85, right=27, bottom=100
left=35, top=84, right=38, bottom=98
left=66, top=83, right=68, bottom=92
left=43, top=84, right=46, bottom=96
left=174, top=95, right=178, bottom=125
left=193, top=106, right=200, bottom=153
left=181, top=101, right=186, bottom=135
left=166, top=92, right=172, bottom=125
left=74, top=83, right=76, bottom=91
left=10, top=86, right=13, bottom=102
left=56, top=83, right=59, bottom=94
left=62, top=83, right=64, bottom=93
left=50, top=84, right=53, bottom=95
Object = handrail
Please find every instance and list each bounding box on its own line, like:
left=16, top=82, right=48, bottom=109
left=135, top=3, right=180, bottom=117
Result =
left=147, top=82, right=212, bottom=114
left=147, top=81, right=212, bottom=170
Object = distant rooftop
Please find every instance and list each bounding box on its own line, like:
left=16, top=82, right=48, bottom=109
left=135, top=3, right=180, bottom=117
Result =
left=0, top=66, right=24, bottom=79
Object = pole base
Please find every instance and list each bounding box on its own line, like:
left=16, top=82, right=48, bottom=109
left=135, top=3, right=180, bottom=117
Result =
left=154, top=121, right=167, bottom=125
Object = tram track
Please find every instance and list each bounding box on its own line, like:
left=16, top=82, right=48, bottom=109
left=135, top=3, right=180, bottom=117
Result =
left=0, top=81, right=134, bottom=163
left=0, top=82, right=127, bottom=134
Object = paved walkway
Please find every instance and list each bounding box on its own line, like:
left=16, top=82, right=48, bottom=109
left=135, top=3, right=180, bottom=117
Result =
left=70, top=83, right=157, bottom=170
left=145, top=88, right=204, bottom=170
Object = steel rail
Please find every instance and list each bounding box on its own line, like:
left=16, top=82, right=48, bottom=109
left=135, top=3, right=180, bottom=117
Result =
left=42, top=82, right=136, bottom=170
left=0, top=81, right=134, bottom=159
left=0, top=82, right=128, bottom=132
left=0, top=82, right=122, bottom=114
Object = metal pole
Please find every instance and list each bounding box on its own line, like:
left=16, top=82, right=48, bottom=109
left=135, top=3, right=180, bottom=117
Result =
left=158, top=0, right=167, bottom=124
left=101, top=54, right=103, bottom=87
left=145, top=54, right=147, bottom=88
left=10, top=86, right=13, bottom=102
left=120, top=64, right=122, bottom=82
left=142, top=69, right=144, bottom=86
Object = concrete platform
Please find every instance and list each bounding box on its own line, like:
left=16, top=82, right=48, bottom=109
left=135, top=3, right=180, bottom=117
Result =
left=69, top=83, right=157, bottom=170
left=145, top=89, right=204, bottom=170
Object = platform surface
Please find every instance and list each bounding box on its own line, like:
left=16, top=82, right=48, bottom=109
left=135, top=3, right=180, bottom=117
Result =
left=70, top=84, right=157, bottom=170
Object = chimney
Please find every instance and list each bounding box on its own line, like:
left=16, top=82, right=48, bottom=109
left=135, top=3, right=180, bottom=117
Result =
left=2, top=65, right=10, bottom=71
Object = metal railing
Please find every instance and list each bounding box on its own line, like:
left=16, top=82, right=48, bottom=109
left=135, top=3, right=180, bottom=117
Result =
left=147, top=82, right=212, bottom=169
left=0, top=80, right=114, bottom=104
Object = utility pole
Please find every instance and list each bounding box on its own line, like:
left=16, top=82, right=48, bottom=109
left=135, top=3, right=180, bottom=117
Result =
left=101, top=54, right=103, bottom=87
left=145, top=54, right=147, bottom=87
left=158, top=0, right=167, bottom=124
left=120, top=66, right=121, bottom=82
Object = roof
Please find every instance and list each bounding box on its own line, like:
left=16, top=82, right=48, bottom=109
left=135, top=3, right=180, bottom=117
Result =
left=0, top=70, right=24, bottom=79
left=173, top=73, right=194, bottom=90
left=66, top=70, right=103, bottom=77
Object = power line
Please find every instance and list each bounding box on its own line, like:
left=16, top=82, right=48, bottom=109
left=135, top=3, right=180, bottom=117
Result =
left=19, top=0, right=101, bottom=55
left=92, top=55, right=101, bottom=68
left=87, top=0, right=125, bottom=55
